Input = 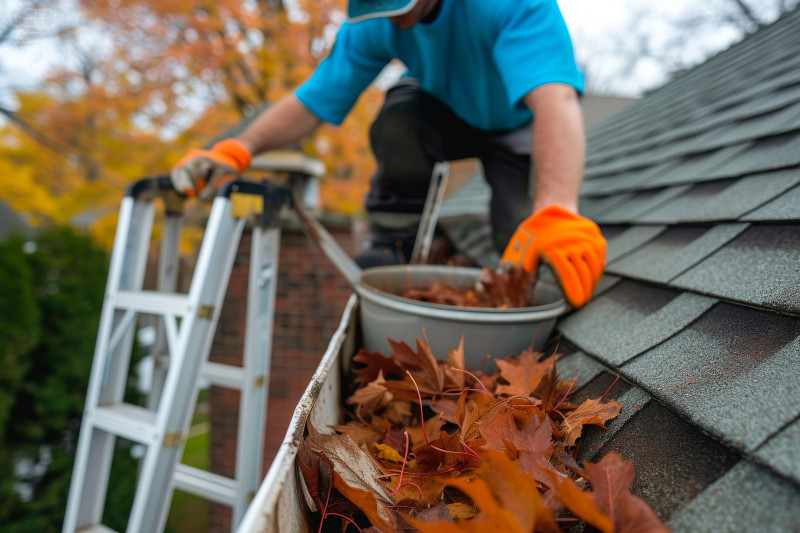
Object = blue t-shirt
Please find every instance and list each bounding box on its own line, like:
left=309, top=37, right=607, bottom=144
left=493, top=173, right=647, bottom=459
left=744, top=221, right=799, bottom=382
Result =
left=295, top=0, right=584, bottom=131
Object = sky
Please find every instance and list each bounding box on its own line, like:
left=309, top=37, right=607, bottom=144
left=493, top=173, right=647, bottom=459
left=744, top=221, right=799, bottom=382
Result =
left=1, top=0, right=794, bottom=109
left=560, top=0, right=729, bottom=95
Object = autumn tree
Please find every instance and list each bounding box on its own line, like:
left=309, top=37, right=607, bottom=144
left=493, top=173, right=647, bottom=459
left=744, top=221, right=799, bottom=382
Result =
left=74, top=0, right=382, bottom=214
left=1, top=0, right=382, bottom=240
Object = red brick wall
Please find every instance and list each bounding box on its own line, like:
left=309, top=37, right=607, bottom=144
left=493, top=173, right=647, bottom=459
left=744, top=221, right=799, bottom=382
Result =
left=207, top=220, right=358, bottom=533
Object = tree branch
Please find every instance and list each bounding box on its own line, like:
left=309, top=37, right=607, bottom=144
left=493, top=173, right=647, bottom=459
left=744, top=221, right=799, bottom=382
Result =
left=728, top=0, right=767, bottom=30
left=0, top=105, right=79, bottom=158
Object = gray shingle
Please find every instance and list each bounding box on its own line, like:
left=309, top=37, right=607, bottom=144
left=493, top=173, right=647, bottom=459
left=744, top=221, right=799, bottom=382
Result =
left=580, top=163, right=673, bottom=195
left=587, top=73, right=800, bottom=169
left=604, top=225, right=666, bottom=263
left=672, top=224, right=800, bottom=313
left=596, top=185, right=692, bottom=224
left=587, top=401, right=740, bottom=521
left=554, top=350, right=606, bottom=388
left=743, top=182, right=800, bottom=221
left=559, top=281, right=717, bottom=365
left=622, top=303, right=800, bottom=452
left=607, top=224, right=750, bottom=283
left=667, top=461, right=800, bottom=533
left=704, top=129, right=800, bottom=178
left=754, top=417, right=800, bottom=486
left=579, top=193, right=635, bottom=219
left=638, top=171, right=800, bottom=224
left=688, top=100, right=800, bottom=153
left=576, top=386, right=652, bottom=463
left=645, top=145, right=747, bottom=187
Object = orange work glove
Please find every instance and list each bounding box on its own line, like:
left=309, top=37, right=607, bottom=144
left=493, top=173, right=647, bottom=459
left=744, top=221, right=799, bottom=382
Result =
left=501, top=204, right=606, bottom=308
left=170, top=138, right=252, bottom=200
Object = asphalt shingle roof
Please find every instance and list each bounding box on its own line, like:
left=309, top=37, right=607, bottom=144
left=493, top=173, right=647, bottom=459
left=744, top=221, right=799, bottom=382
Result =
left=554, top=7, right=800, bottom=531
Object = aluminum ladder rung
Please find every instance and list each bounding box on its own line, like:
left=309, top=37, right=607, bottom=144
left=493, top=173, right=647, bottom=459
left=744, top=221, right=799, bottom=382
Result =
left=76, top=524, right=117, bottom=533
left=114, top=290, right=190, bottom=316
left=201, top=361, right=245, bottom=389
left=173, top=464, right=238, bottom=506
left=93, top=403, right=159, bottom=445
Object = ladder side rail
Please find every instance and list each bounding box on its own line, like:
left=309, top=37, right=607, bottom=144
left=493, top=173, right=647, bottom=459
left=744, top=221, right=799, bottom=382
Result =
left=232, top=225, right=281, bottom=526
left=148, top=212, right=184, bottom=412
left=130, top=197, right=247, bottom=533
left=100, top=199, right=156, bottom=404
left=63, top=196, right=156, bottom=533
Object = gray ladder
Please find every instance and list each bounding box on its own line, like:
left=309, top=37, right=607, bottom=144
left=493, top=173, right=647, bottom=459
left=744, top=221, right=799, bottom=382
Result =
left=62, top=177, right=292, bottom=533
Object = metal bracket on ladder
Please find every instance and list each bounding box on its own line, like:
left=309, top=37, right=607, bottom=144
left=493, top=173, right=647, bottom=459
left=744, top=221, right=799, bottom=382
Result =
left=63, top=177, right=292, bottom=533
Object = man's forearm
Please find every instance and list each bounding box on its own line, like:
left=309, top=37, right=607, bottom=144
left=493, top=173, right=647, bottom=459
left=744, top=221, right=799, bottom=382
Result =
left=237, top=93, right=323, bottom=156
left=523, top=84, right=585, bottom=213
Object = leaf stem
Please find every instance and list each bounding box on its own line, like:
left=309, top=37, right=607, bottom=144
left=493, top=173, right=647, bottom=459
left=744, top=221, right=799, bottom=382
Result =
left=552, top=376, right=578, bottom=412
left=390, top=431, right=410, bottom=497
left=406, top=371, right=430, bottom=444
left=324, top=512, right=364, bottom=533
left=600, top=374, right=621, bottom=401
left=607, top=469, right=615, bottom=527
left=452, top=368, right=491, bottom=395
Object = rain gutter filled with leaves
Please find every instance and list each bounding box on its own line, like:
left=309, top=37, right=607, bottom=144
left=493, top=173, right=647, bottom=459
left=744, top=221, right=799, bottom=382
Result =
left=238, top=274, right=670, bottom=533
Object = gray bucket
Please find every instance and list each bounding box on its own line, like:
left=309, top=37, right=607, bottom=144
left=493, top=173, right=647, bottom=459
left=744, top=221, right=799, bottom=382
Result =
left=355, top=265, right=568, bottom=369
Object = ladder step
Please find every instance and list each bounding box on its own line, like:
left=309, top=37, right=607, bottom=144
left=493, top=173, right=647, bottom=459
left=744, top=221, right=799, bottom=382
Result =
left=201, top=361, right=245, bottom=389
left=115, top=290, right=190, bottom=316
left=173, top=464, right=238, bottom=506
left=76, top=524, right=118, bottom=533
left=93, top=403, right=159, bottom=445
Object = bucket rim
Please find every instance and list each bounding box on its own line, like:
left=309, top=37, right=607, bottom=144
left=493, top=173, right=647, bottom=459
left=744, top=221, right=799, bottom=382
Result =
left=356, top=264, right=569, bottom=323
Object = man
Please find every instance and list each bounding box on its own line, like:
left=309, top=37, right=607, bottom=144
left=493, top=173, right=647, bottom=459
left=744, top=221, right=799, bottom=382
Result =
left=171, top=0, right=606, bottom=308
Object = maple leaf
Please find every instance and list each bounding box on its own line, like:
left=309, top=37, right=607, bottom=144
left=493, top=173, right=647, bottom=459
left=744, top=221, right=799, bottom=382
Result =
left=547, top=469, right=614, bottom=533
left=383, top=336, right=446, bottom=401
left=447, top=337, right=466, bottom=371
left=430, top=396, right=459, bottom=423
left=442, top=337, right=467, bottom=389
left=479, top=410, right=553, bottom=457
left=535, top=366, right=571, bottom=413
left=404, top=413, right=446, bottom=449
left=495, top=349, right=554, bottom=397
left=583, top=452, right=671, bottom=533
left=409, top=450, right=559, bottom=533
left=458, top=393, right=507, bottom=441
left=330, top=421, right=385, bottom=445
left=346, top=370, right=393, bottom=420
left=547, top=453, right=670, bottom=533
left=379, top=474, right=446, bottom=509
left=414, top=430, right=482, bottom=470
left=303, top=424, right=397, bottom=529
left=298, top=437, right=377, bottom=527
left=353, top=348, right=405, bottom=387
left=560, top=397, right=622, bottom=447
left=477, top=267, right=537, bottom=308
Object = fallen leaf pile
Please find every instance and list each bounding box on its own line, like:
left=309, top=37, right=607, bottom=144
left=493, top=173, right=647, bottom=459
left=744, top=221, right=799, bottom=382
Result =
left=402, top=267, right=536, bottom=309
left=299, top=336, right=670, bottom=532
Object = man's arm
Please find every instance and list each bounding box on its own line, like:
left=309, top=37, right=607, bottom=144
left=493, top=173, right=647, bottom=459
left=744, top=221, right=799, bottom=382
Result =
left=237, top=93, right=323, bottom=155
left=502, top=83, right=605, bottom=309
left=522, top=83, right=585, bottom=214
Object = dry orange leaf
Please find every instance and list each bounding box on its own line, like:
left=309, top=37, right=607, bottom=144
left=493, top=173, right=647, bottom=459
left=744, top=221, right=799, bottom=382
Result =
left=495, top=349, right=555, bottom=396
left=409, top=450, right=560, bottom=533
left=561, top=396, right=623, bottom=447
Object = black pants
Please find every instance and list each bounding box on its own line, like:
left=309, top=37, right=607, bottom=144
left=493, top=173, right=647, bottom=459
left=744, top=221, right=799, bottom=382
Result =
left=365, top=79, right=533, bottom=256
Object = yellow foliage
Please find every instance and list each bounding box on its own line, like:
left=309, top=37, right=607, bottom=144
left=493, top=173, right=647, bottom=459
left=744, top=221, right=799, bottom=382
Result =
left=0, top=0, right=383, bottom=254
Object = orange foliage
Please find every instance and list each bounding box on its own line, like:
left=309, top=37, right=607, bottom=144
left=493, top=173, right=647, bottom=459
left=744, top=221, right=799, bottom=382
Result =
left=2, top=0, right=382, bottom=240
left=298, top=336, right=669, bottom=531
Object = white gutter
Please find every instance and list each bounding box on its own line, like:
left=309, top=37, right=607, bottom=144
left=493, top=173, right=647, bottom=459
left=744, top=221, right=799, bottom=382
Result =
left=237, top=295, right=358, bottom=533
